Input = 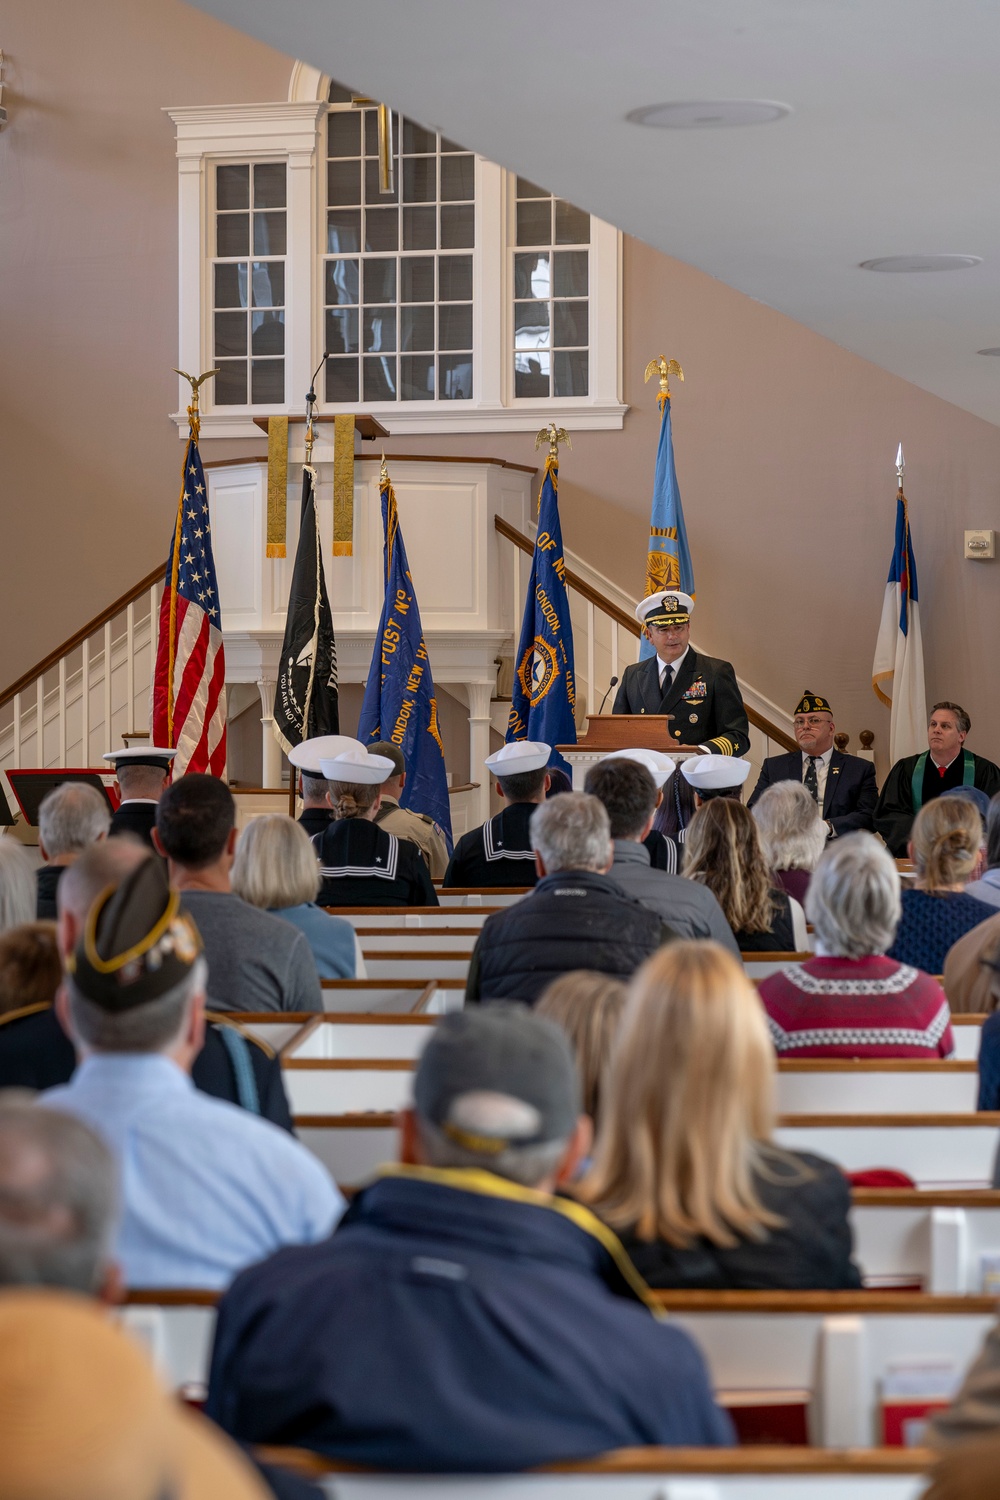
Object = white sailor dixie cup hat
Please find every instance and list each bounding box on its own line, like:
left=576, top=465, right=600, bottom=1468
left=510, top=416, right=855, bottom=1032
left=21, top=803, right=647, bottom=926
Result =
left=102, top=747, right=177, bottom=770
left=635, top=591, right=695, bottom=628
left=484, top=741, right=552, bottom=776
left=681, top=754, right=752, bottom=791
left=288, top=735, right=365, bottom=778
left=318, top=745, right=396, bottom=785
left=602, top=747, right=676, bottom=787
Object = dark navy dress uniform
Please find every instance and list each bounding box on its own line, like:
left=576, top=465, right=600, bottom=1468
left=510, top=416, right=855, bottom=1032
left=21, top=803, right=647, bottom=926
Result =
left=298, top=806, right=334, bottom=840
left=314, top=819, right=438, bottom=908
left=613, top=647, right=750, bottom=757
left=108, top=800, right=159, bottom=850
left=443, top=801, right=539, bottom=888
left=0, top=1003, right=294, bottom=1132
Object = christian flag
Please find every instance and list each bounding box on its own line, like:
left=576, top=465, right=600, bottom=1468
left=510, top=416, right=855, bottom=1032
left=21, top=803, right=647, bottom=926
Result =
left=639, top=391, right=695, bottom=661
left=358, top=463, right=452, bottom=849
left=151, top=426, right=226, bottom=777
left=872, top=482, right=927, bottom=763
left=273, top=465, right=339, bottom=754
left=507, top=453, right=577, bottom=777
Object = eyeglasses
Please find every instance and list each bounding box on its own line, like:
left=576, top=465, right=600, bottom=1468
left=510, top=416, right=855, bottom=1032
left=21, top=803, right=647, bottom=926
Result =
left=794, top=717, right=829, bottom=727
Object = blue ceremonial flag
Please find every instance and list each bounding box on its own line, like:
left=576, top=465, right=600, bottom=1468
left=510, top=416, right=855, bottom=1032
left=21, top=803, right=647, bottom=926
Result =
left=506, top=453, right=577, bottom=777
left=358, top=463, right=453, bottom=850
left=639, top=393, right=695, bottom=660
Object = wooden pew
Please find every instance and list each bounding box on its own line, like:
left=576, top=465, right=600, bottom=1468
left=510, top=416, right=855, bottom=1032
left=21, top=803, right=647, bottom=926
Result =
left=653, top=1290, right=995, bottom=1448
left=775, top=1114, right=1000, bottom=1188
left=318, top=978, right=464, bottom=1014
left=433, top=887, right=530, bottom=908
left=119, top=1290, right=217, bottom=1391
left=852, top=1188, right=1000, bottom=1293
left=327, top=907, right=499, bottom=930
left=360, top=952, right=472, bottom=981
left=742, top=952, right=815, bottom=979
left=952, top=1015, right=984, bottom=1061
left=358, top=930, right=479, bottom=954
left=776, top=1062, right=978, bottom=1116
left=286, top=1014, right=436, bottom=1061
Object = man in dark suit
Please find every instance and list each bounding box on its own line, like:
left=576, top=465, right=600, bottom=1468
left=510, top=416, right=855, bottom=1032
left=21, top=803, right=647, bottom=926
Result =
left=748, top=691, right=878, bottom=839
left=101, top=747, right=176, bottom=849
left=612, top=591, right=749, bottom=757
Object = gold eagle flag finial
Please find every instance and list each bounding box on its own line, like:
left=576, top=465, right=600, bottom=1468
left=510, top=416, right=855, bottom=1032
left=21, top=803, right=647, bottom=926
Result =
left=644, top=356, right=684, bottom=411
left=174, top=368, right=220, bottom=441
left=535, top=423, right=571, bottom=461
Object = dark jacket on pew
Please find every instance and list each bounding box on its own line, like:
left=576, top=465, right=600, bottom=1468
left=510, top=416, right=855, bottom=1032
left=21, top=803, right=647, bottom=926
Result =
left=0, top=1003, right=294, bottom=1132
left=205, top=1167, right=733, bottom=1471
left=615, top=1147, right=862, bottom=1291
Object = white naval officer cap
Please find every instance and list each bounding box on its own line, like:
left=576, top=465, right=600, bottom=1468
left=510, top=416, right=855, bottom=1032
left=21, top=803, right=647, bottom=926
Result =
left=319, top=744, right=396, bottom=784
left=602, top=747, right=676, bottom=788
left=289, top=734, right=365, bottom=777
left=681, top=754, right=752, bottom=791
left=101, top=747, right=177, bottom=770
left=484, top=741, right=552, bottom=777
left=635, top=590, right=695, bottom=627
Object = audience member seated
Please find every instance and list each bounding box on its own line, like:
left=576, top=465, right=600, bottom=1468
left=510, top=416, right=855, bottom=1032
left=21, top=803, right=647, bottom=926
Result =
left=748, top=690, right=878, bottom=836
left=312, top=746, right=438, bottom=908
left=602, top=747, right=680, bottom=872
left=875, top=701, right=1000, bottom=856
left=577, top=941, right=862, bottom=1289
left=584, top=756, right=738, bottom=952
left=887, top=796, right=996, bottom=974
left=155, top=774, right=323, bottom=1013
left=102, top=746, right=175, bottom=849
left=42, top=858, right=343, bottom=1287
left=369, top=740, right=449, bottom=879
left=752, top=779, right=828, bottom=905
left=681, top=751, right=753, bottom=805
left=944, top=934, right=1000, bottom=1110
left=205, top=1003, right=732, bottom=1468
left=963, top=790, right=1000, bottom=911
left=0, top=837, right=36, bottom=935
left=683, top=797, right=808, bottom=951
left=929, top=1308, right=1000, bottom=1448
left=759, top=834, right=954, bottom=1056
left=0, top=842, right=295, bottom=1128
left=231, top=815, right=362, bottom=979
left=536, top=970, right=627, bottom=1132
left=465, top=793, right=675, bottom=1004
left=652, top=758, right=698, bottom=845
left=0, top=1291, right=273, bottom=1500
left=35, top=782, right=110, bottom=919
left=288, top=735, right=364, bottom=839
left=444, top=741, right=549, bottom=888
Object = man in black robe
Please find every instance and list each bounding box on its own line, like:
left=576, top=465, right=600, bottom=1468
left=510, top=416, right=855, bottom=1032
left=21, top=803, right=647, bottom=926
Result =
left=102, top=747, right=176, bottom=849
left=874, top=702, right=1000, bottom=856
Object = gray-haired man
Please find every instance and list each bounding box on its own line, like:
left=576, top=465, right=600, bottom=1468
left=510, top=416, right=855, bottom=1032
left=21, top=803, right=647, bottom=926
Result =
left=465, top=792, right=675, bottom=1004
left=36, top=782, right=111, bottom=919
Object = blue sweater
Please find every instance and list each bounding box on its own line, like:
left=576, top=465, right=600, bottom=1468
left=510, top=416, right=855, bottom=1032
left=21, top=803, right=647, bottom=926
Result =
left=269, top=903, right=357, bottom=980
left=888, top=889, right=996, bottom=976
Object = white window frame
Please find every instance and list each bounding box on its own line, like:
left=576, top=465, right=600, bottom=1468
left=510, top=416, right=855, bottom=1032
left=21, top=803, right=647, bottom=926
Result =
left=168, top=69, right=625, bottom=439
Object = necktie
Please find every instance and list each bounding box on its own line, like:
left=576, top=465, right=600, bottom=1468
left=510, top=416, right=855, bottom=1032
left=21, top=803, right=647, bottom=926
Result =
left=804, top=756, right=819, bottom=803
left=660, top=664, right=673, bottom=694
left=938, top=764, right=947, bottom=780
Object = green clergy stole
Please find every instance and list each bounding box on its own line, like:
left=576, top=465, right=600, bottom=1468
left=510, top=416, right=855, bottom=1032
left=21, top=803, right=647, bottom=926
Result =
left=911, top=749, right=976, bottom=809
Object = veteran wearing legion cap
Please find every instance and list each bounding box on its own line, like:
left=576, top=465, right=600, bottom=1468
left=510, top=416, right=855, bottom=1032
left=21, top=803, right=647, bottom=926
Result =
left=611, top=591, right=750, bottom=757
left=287, top=734, right=365, bottom=838
left=102, top=746, right=177, bottom=849
left=747, top=691, right=878, bottom=839
left=444, top=741, right=551, bottom=889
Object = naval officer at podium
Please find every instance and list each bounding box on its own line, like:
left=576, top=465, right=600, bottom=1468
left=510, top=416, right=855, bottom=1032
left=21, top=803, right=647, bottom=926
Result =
left=612, top=591, right=750, bottom=757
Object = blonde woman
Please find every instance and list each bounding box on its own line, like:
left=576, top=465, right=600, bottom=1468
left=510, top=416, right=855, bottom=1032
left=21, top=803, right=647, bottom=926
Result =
left=683, top=799, right=807, bottom=951
left=312, top=746, right=438, bottom=909
left=536, top=970, right=627, bottom=1130
left=578, top=941, right=861, bottom=1289
left=887, top=797, right=996, bottom=975
left=232, top=815, right=362, bottom=979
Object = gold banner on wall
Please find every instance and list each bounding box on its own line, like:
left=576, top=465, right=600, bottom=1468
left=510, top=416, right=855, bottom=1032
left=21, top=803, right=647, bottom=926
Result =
left=333, top=413, right=355, bottom=556
left=266, top=415, right=289, bottom=558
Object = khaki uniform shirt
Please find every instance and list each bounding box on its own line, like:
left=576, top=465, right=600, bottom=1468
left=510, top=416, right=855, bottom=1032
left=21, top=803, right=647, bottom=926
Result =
left=376, top=796, right=449, bottom=880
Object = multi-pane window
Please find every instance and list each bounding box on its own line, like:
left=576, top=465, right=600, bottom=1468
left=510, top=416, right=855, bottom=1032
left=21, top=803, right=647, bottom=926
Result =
left=513, top=177, right=590, bottom=398
left=324, top=84, right=475, bottom=404
left=213, top=163, right=287, bottom=406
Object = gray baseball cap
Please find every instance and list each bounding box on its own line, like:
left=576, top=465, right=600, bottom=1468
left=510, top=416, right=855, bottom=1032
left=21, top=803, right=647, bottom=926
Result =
left=414, top=1003, right=580, bottom=1151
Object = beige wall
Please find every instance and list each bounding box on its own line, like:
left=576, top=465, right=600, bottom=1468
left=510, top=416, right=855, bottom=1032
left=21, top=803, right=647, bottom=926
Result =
left=5, top=2, right=1000, bottom=775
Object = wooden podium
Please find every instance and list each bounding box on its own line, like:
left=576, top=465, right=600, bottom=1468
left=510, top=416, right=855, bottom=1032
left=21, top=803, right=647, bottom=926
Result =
left=557, top=716, right=702, bottom=790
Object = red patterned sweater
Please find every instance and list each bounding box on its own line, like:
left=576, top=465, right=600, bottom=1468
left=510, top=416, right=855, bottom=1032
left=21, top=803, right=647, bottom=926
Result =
left=758, top=955, right=954, bottom=1058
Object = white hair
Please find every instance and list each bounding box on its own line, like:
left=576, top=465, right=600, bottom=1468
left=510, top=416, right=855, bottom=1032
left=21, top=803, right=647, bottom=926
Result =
left=0, top=840, right=36, bottom=935
left=806, top=833, right=901, bottom=958
left=37, top=784, right=110, bottom=859
left=530, top=793, right=611, bottom=874
left=753, top=780, right=827, bottom=873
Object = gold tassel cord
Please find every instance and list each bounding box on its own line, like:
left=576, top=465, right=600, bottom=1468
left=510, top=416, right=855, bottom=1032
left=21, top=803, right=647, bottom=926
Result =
left=333, top=413, right=355, bottom=556
left=266, top=416, right=289, bottom=558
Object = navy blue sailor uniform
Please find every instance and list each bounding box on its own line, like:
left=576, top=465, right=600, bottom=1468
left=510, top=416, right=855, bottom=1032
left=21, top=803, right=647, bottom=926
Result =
left=612, top=648, right=750, bottom=757
left=108, top=800, right=160, bottom=850
left=314, top=818, right=438, bottom=908
left=298, top=806, right=335, bottom=840
left=443, top=802, right=539, bottom=889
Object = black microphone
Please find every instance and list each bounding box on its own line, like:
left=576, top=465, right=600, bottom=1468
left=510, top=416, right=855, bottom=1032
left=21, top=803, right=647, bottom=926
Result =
left=598, top=675, right=619, bottom=714
left=305, top=352, right=332, bottom=411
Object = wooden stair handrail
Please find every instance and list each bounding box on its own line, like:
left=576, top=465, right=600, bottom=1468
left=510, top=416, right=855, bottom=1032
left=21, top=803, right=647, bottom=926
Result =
left=494, top=514, right=799, bottom=753
left=0, top=563, right=166, bottom=714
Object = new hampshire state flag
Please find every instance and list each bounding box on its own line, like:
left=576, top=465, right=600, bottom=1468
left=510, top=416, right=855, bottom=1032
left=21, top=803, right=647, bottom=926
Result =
left=358, top=463, right=452, bottom=850
left=507, top=454, right=577, bottom=776
left=639, top=393, right=695, bottom=661
left=872, top=483, right=927, bottom=763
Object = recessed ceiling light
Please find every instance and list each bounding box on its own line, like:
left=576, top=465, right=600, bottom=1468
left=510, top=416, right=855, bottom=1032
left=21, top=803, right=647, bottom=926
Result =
left=626, top=100, right=792, bottom=129
left=978, top=348, right=1000, bottom=356
left=859, top=255, right=982, bottom=273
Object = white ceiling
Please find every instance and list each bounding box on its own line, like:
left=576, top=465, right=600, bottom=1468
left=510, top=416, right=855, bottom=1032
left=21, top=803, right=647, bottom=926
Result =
left=186, top=0, right=1000, bottom=424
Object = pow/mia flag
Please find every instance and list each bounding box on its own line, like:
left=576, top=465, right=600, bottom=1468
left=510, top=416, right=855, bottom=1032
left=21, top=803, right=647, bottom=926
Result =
left=273, top=467, right=339, bottom=754
left=507, top=454, right=577, bottom=778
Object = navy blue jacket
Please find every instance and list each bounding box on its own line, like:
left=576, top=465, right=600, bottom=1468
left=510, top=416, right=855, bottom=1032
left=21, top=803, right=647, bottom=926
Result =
left=205, top=1168, right=732, bottom=1471
left=612, top=648, right=750, bottom=757
left=748, top=749, right=878, bottom=837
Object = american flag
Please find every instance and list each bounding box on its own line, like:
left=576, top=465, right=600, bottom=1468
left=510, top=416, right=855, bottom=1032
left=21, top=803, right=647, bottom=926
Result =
left=151, top=431, right=227, bottom=777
